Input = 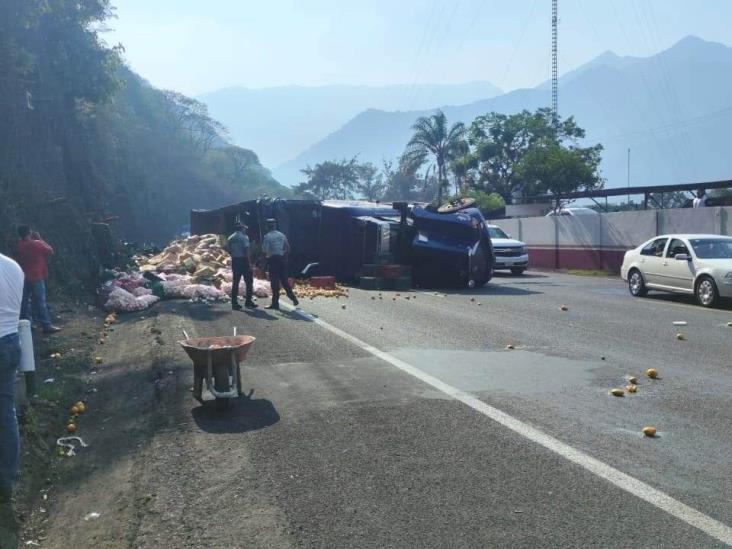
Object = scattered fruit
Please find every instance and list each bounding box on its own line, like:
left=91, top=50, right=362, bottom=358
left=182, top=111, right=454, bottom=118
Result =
left=625, top=385, right=638, bottom=394
left=70, top=405, right=81, bottom=415
left=627, top=376, right=638, bottom=385
left=66, top=423, right=77, bottom=434
left=470, top=298, right=475, bottom=302
left=600, top=356, right=606, bottom=361
left=341, top=305, right=346, bottom=310
left=50, top=352, right=61, bottom=359
left=645, top=368, right=658, bottom=379
left=94, top=356, right=103, bottom=365
left=559, top=305, right=568, bottom=311
left=610, top=388, right=625, bottom=397
left=727, top=321, right=732, bottom=327
left=75, top=402, right=86, bottom=413
left=642, top=426, right=657, bottom=438
left=675, top=332, right=685, bottom=340
left=506, top=344, right=515, bottom=350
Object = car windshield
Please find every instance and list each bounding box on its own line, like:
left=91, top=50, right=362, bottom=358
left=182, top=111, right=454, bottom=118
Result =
left=689, top=239, right=732, bottom=259
left=488, top=227, right=509, bottom=239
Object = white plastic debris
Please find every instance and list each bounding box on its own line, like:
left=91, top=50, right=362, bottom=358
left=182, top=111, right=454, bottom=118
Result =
left=84, top=512, right=101, bottom=521
left=56, top=436, right=89, bottom=457
left=673, top=321, right=687, bottom=326
left=43, top=378, right=55, bottom=384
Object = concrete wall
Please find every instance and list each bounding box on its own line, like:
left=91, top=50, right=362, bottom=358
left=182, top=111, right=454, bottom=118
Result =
left=491, top=206, right=732, bottom=272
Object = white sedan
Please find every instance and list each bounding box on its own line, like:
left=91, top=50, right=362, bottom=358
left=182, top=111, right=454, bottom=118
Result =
left=620, top=234, right=732, bottom=307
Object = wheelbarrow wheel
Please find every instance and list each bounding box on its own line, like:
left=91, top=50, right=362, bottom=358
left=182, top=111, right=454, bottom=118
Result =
left=213, top=364, right=229, bottom=394
left=216, top=397, right=230, bottom=410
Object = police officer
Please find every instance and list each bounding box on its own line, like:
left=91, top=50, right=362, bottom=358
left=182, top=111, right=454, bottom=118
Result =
left=227, top=221, right=257, bottom=310
left=262, top=219, right=298, bottom=310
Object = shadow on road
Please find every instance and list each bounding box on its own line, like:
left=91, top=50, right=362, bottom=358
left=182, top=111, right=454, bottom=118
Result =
left=191, top=396, right=280, bottom=434
left=643, top=293, right=732, bottom=310
left=492, top=272, right=549, bottom=279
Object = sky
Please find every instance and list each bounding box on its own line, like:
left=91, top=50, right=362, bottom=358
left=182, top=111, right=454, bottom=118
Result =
left=105, top=0, right=732, bottom=97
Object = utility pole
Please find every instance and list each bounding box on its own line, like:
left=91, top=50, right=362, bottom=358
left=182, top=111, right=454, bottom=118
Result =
left=627, top=147, right=631, bottom=205
left=551, top=0, right=558, bottom=125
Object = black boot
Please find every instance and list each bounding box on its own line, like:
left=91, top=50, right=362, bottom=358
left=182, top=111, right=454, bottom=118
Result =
left=245, top=301, right=258, bottom=309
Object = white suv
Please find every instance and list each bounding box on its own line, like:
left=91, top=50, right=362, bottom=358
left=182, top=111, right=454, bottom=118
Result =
left=487, top=225, right=529, bottom=275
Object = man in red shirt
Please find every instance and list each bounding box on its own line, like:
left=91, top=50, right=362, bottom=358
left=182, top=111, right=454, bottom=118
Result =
left=15, top=226, right=61, bottom=334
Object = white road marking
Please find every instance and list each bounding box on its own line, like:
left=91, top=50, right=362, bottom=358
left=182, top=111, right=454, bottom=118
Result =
left=283, top=303, right=732, bottom=546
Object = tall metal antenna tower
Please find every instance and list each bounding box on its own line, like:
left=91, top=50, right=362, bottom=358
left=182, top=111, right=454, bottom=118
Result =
left=551, top=0, right=558, bottom=124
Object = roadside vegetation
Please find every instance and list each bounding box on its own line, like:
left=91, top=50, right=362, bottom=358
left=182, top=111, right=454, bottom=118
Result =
left=0, top=0, right=289, bottom=289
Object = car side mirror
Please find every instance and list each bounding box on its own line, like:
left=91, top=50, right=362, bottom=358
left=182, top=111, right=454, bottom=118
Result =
left=674, top=254, right=690, bottom=261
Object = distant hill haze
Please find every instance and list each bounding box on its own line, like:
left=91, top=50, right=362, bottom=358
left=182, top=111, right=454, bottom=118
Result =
left=274, top=36, right=732, bottom=191
left=198, top=81, right=502, bottom=168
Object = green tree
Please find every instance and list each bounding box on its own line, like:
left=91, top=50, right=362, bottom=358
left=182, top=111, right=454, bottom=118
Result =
left=465, top=108, right=594, bottom=202
left=461, top=189, right=506, bottom=216
left=355, top=162, right=385, bottom=202
left=403, top=110, right=466, bottom=205
left=516, top=140, right=604, bottom=210
left=295, top=158, right=359, bottom=200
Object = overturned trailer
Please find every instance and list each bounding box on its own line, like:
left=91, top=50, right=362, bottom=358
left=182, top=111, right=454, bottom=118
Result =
left=191, top=198, right=494, bottom=288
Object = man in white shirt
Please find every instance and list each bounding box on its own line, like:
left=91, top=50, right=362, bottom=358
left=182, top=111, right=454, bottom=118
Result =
left=261, top=219, right=299, bottom=310
left=0, top=252, right=24, bottom=509
left=692, top=189, right=707, bottom=208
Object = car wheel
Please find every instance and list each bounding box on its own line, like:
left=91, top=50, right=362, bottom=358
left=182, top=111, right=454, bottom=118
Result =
left=510, top=268, right=526, bottom=276
left=628, top=269, right=647, bottom=297
left=695, top=275, right=718, bottom=307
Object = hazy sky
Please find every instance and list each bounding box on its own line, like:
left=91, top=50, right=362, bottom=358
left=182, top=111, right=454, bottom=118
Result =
left=106, top=0, right=732, bottom=97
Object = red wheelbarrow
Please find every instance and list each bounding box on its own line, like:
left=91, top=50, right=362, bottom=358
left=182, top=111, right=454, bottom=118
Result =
left=179, top=330, right=256, bottom=407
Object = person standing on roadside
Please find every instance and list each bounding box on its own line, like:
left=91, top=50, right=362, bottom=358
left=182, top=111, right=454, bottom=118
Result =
left=692, top=188, right=707, bottom=208
left=262, top=219, right=298, bottom=310
left=227, top=222, right=257, bottom=310
left=0, top=251, right=23, bottom=511
left=15, top=226, right=60, bottom=334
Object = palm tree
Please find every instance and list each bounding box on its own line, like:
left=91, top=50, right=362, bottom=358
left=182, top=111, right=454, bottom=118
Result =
left=403, top=110, right=466, bottom=205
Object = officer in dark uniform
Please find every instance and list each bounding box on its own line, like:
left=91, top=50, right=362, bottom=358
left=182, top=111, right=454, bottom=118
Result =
left=227, top=222, right=257, bottom=310
left=261, top=219, right=298, bottom=310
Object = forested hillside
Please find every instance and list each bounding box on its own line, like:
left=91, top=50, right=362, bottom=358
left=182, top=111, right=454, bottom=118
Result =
left=0, top=0, right=287, bottom=286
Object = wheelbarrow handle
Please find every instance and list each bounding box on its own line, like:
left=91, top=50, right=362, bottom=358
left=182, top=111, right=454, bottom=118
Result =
left=182, top=330, right=190, bottom=340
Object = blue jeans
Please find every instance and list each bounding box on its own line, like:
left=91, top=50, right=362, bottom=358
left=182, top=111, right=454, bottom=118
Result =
left=0, top=333, right=20, bottom=494
left=21, top=280, right=52, bottom=329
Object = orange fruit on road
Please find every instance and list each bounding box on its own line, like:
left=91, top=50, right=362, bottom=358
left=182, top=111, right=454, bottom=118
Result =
left=642, top=426, right=657, bottom=437
left=66, top=423, right=77, bottom=434
left=610, top=388, right=625, bottom=397
left=645, top=368, right=658, bottom=379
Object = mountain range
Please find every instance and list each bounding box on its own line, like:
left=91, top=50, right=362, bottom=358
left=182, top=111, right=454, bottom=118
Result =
left=198, top=81, right=502, bottom=168
left=273, top=36, right=732, bottom=190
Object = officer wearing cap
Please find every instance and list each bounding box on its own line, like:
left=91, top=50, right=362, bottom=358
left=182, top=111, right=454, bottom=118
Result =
left=227, top=221, right=257, bottom=310
left=262, top=219, right=298, bottom=310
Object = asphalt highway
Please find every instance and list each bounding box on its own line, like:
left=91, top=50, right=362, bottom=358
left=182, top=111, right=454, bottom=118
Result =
left=53, top=270, right=732, bottom=548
